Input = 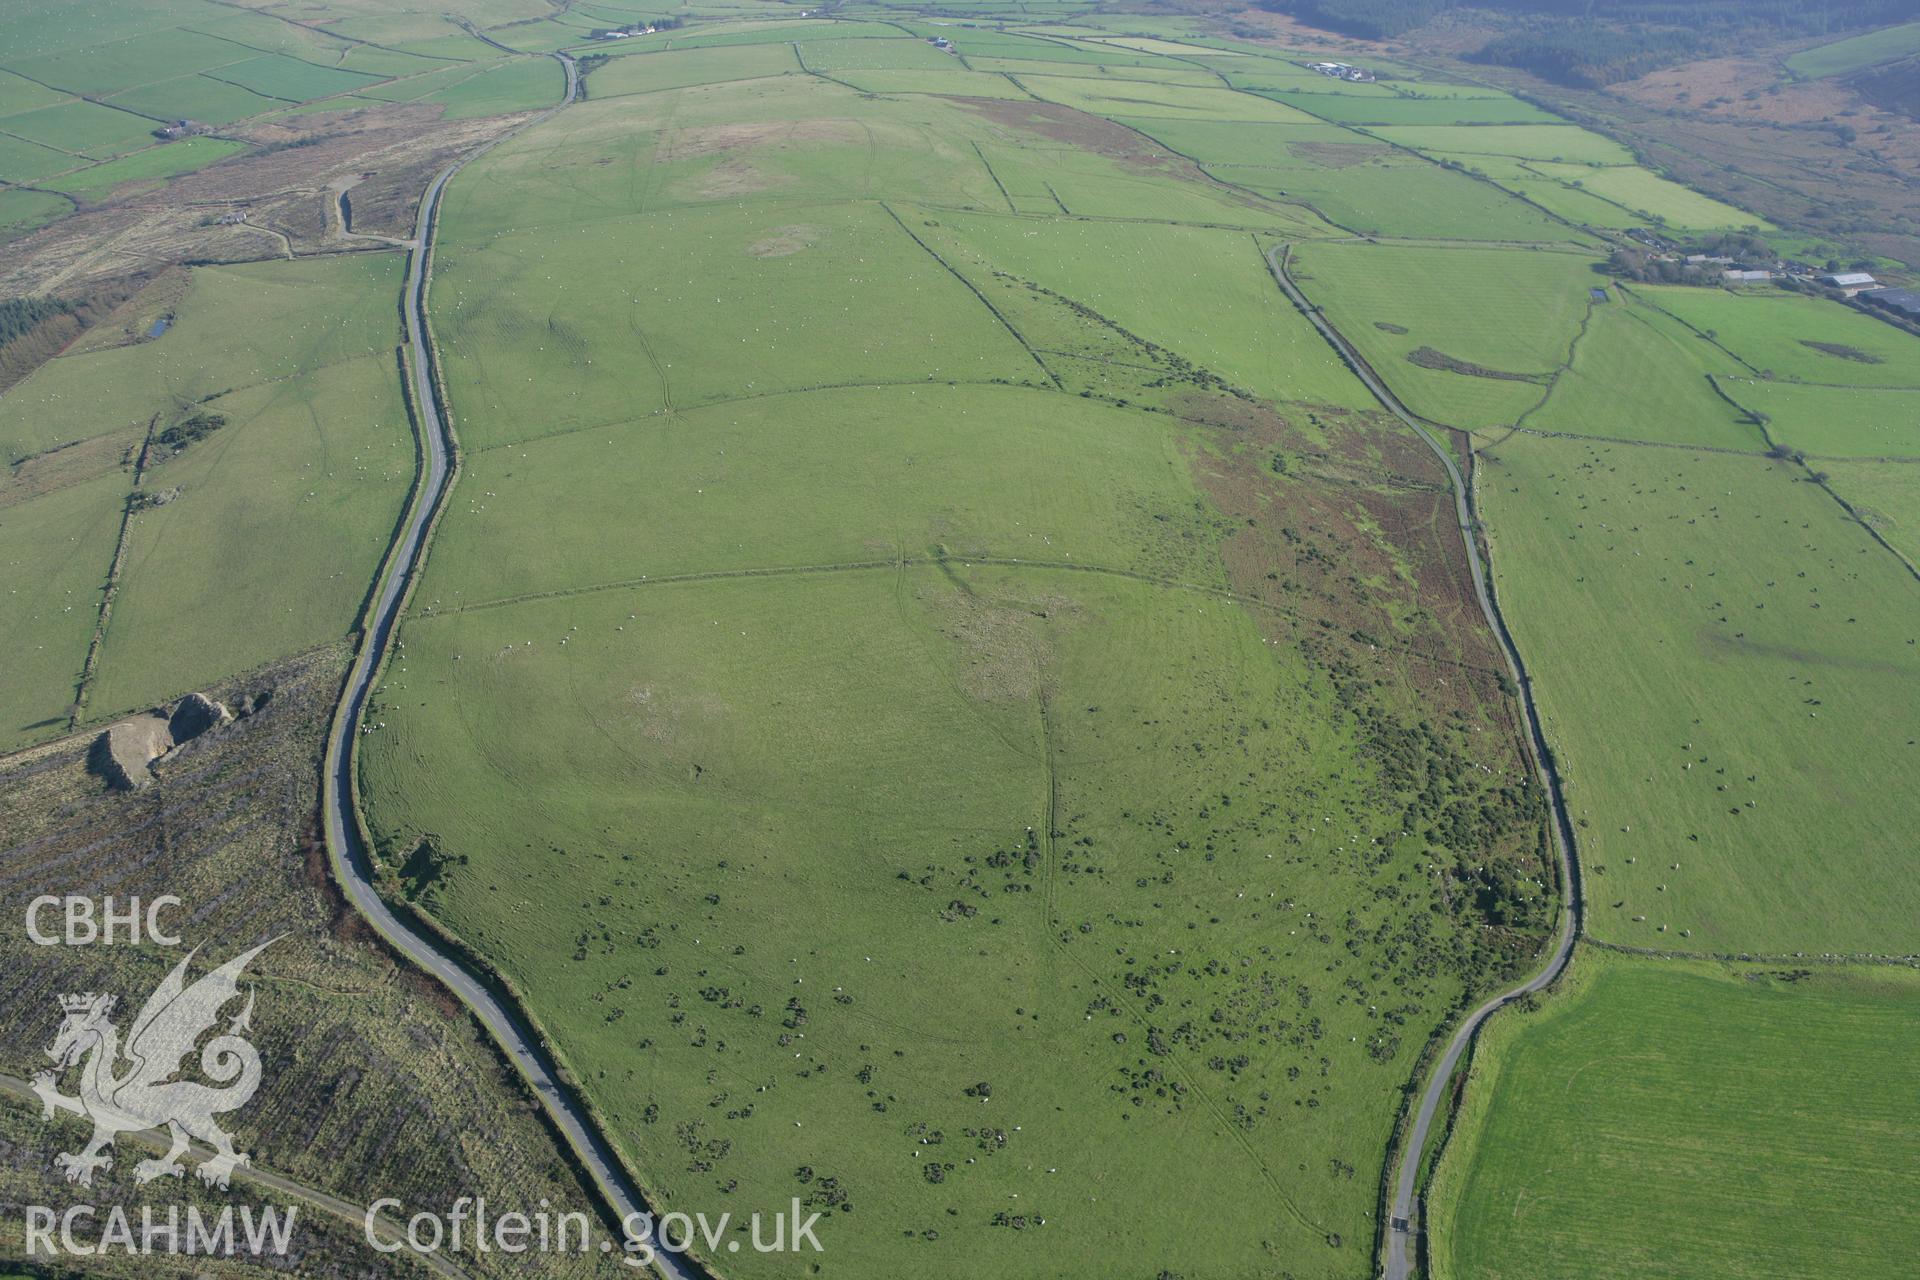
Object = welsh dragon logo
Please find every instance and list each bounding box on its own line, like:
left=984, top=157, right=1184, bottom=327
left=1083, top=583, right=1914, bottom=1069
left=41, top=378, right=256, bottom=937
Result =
left=32, top=940, right=276, bottom=1190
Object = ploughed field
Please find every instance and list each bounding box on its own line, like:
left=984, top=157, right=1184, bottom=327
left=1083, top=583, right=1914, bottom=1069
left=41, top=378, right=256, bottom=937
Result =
left=358, top=28, right=1566, bottom=1278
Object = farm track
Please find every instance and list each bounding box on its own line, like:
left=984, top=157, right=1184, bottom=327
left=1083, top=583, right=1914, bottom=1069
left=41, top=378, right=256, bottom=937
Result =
left=1265, top=245, right=1583, bottom=1280
left=0, top=1072, right=473, bottom=1280
left=317, top=53, right=704, bottom=1280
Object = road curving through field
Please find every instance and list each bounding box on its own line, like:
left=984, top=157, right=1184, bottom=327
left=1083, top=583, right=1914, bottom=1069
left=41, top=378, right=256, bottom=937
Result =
left=319, top=52, right=704, bottom=1280
left=1265, top=244, right=1583, bottom=1280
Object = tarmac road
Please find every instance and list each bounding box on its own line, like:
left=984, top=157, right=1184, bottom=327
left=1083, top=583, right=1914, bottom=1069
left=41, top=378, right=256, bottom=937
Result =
left=319, top=52, right=702, bottom=1280
left=1264, top=245, right=1581, bottom=1280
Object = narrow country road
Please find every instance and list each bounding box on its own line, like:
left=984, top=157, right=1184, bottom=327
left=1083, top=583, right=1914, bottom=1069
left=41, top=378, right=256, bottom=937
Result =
left=320, top=54, right=701, bottom=1280
left=1265, top=246, right=1582, bottom=1280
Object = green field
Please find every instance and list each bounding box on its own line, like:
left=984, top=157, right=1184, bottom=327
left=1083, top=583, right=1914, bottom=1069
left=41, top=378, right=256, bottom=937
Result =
left=4, top=8, right=1911, bottom=1278
left=584, top=43, right=802, bottom=95
left=1371, top=124, right=1636, bottom=166
left=1527, top=163, right=1766, bottom=230
left=1234, top=157, right=1577, bottom=241
left=0, top=254, right=413, bottom=741
left=366, top=55, right=567, bottom=118
left=1110, top=115, right=1583, bottom=241
left=0, top=468, right=130, bottom=746
left=0, top=185, right=70, bottom=239
left=1520, top=298, right=1757, bottom=449
left=1431, top=948, right=1920, bottom=1280
left=43, top=135, right=246, bottom=195
left=0, top=0, right=580, bottom=223
left=1638, top=285, right=1920, bottom=388
left=362, top=37, right=1558, bottom=1279
left=0, top=129, right=79, bottom=183
left=88, top=351, right=415, bottom=717
left=2, top=253, right=405, bottom=462
left=1017, top=75, right=1319, bottom=121
left=0, top=98, right=160, bottom=157
left=1822, top=460, right=1920, bottom=565
left=1269, top=93, right=1560, bottom=126
left=913, top=211, right=1371, bottom=409
left=1479, top=433, right=1920, bottom=953
left=104, top=72, right=285, bottom=124
left=1787, top=20, right=1920, bottom=77
left=1289, top=241, right=1599, bottom=428
left=1714, top=381, right=1920, bottom=458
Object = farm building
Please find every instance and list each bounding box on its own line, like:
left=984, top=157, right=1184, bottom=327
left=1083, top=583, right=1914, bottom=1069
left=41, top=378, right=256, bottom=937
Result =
left=1861, top=287, right=1920, bottom=319
left=1304, top=61, right=1376, bottom=82
left=1822, top=272, right=1879, bottom=296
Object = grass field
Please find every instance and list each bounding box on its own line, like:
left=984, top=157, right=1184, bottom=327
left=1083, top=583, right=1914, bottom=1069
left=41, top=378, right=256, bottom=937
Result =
left=1430, top=947, right=1920, bottom=1280
left=0, top=469, right=129, bottom=748
left=0, top=186, right=69, bottom=240
left=1225, top=155, right=1578, bottom=241
left=0, top=98, right=159, bottom=158
left=914, top=211, right=1371, bottom=409
left=1476, top=165, right=1652, bottom=228
left=1527, top=163, right=1766, bottom=230
left=1478, top=433, right=1920, bottom=953
left=0, top=130, right=79, bottom=183
left=1787, top=20, right=1920, bottom=77
left=363, top=39, right=1558, bottom=1279
left=1519, top=299, right=1758, bottom=449
left=1015, top=75, right=1319, bottom=122
left=584, top=43, right=801, bottom=96
left=1371, top=124, right=1636, bottom=166
left=1638, top=286, right=1920, bottom=388
left=2, top=254, right=404, bottom=462
left=418, top=383, right=1226, bottom=607
left=0, top=254, right=412, bottom=742
left=1289, top=242, right=1599, bottom=428
left=1714, top=381, right=1920, bottom=458
left=1269, top=93, right=1561, bottom=126
left=88, top=351, right=415, bottom=717
left=1822, top=460, right=1920, bottom=566
left=0, top=0, right=580, bottom=221
left=43, top=135, right=247, bottom=196
left=6, top=7, right=1905, bottom=1276
left=1107, top=115, right=1583, bottom=242
left=104, top=72, right=285, bottom=124
left=361, top=56, right=564, bottom=118
left=433, top=199, right=1040, bottom=451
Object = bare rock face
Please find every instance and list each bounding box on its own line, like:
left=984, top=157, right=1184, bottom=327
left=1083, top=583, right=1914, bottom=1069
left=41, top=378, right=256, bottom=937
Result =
left=92, top=715, right=175, bottom=791
left=89, top=692, right=231, bottom=791
left=168, top=691, right=231, bottom=742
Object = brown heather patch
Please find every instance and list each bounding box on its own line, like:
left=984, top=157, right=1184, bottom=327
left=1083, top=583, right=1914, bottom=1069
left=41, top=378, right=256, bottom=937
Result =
left=1183, top=399, right=1509, bottom=725
left=948, top=96, right=1204, bottom=180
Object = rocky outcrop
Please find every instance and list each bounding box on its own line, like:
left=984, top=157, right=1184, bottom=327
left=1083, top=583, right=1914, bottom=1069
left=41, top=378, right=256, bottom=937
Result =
left=169, top=691, right=231, bottom=741
left=91, top=691, right=232, bottom=791
left=92, top=715, right=174, bottom=791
